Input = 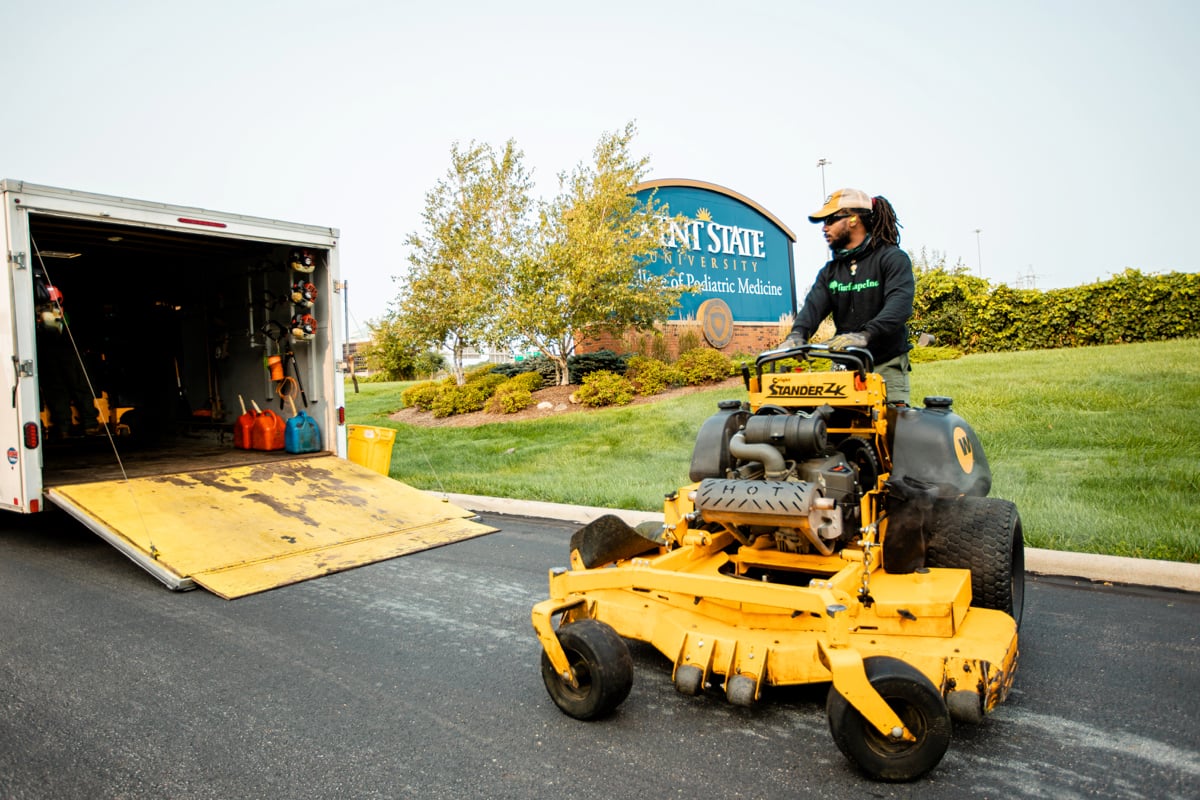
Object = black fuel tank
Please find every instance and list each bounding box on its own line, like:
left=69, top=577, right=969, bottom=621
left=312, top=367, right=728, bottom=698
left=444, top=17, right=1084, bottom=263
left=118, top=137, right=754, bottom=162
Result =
left=888, top=396, right=991, bottom=498
left=689, top=400, right=750, bottom=482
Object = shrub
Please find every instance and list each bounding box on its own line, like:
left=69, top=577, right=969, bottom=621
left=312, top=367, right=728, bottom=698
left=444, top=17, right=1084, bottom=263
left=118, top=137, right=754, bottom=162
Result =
left=508, top=371, right=543, bottom=392
left=568, top=349, right=628, bottom=384
left=402, top=381, right=442, bottom=411
left=464, top=362, right=502, bottom=383
left=484, top=372, right=543, bottom=414
left=725, top=353, right=755, bottom=377
left=493, top=355, right=559, bottom=386
left=404, top=368, right=512, bottom=416
left=624, top=355, right=678, bottom=396
left=574, top=370, right=634, bottom=407
left=430, top=383, right=492, bottom=418
left=486, top=387, right=535, bottom=414
left=676, top=315, right=704, bottom=356
left=471, top=372, right=509, bottom=394
left=625, top=329, right=670, bottom=361
left=526, top=356, right=560, bottom=385
left=652, top=337, right=670, bottom=361
left=674, top=348, right=732, bottom=385
left=489, top=362, right=521, bottom=378
left=677, top=327, right=702, bottom=355
left=623, top=330, right=648, bottom=356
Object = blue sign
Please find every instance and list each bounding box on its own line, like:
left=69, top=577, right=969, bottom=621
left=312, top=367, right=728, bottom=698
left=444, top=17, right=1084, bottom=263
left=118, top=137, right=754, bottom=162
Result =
left=636, top=180, right=796, bottom=323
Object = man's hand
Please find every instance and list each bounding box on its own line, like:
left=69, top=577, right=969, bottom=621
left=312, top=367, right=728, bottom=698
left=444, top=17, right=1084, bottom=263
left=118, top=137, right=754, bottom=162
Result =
left=781, top=334, right=806, bottom=350
left=826, top=332, right=868, bottom=350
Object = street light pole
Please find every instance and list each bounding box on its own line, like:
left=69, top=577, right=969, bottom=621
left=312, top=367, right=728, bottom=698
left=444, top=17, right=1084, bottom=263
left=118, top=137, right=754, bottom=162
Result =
left=974, top=228, right=983, bottom=277
left=816, top=158, right=831, bottom=198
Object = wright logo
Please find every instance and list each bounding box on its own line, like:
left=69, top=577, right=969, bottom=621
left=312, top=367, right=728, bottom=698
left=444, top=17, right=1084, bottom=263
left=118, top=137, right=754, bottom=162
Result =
left=953, top=426, right=975, bottom=474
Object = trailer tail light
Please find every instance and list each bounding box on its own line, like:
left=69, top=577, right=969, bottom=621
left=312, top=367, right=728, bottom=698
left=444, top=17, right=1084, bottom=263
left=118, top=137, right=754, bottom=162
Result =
left=338, top=406, right=345, bottom=425
left=24, top=422, right=39, bottom=449
left=177, top=217, right=227, bottom=229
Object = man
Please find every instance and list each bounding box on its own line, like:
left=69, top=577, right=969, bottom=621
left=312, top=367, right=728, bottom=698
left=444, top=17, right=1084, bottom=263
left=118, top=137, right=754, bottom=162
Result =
left=784, top=188, right=914, bottom=404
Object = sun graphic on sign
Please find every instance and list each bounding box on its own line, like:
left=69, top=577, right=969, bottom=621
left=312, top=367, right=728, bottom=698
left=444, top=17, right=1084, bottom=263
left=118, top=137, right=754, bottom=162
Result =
left=695, top=208, right=713, bottom=222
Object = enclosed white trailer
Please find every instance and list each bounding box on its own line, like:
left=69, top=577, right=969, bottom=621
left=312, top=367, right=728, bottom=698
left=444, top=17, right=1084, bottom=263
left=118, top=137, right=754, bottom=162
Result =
left=1, top=180, right=491, bottom=597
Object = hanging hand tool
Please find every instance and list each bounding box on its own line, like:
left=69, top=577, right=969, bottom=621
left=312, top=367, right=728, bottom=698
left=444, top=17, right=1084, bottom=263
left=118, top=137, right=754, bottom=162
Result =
left=173, top=357, right=191, bottom=419
left=285, top=342, right=308, bottom=408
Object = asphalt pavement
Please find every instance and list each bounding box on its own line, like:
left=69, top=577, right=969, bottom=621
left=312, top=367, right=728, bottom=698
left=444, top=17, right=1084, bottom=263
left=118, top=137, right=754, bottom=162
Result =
left=1, top=510, right=1198, bottom=800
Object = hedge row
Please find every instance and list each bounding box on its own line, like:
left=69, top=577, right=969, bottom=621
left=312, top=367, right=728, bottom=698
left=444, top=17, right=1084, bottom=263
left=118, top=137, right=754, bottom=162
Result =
left=912, top=268, right=1200, bottom=353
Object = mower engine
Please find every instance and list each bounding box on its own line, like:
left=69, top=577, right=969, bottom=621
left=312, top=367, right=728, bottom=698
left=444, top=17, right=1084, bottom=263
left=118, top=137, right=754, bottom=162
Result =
left=687, top=393, right=869, bottom=558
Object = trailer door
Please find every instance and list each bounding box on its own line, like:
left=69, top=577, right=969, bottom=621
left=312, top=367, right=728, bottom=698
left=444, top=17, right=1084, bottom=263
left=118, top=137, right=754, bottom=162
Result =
left=45, top=456, right=496, bottom=598
left=0, top=186, right=43, bottom=512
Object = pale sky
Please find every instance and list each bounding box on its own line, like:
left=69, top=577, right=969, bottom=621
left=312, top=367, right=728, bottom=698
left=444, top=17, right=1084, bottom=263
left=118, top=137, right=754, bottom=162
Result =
left=4, top=0, right=1196, bottom=339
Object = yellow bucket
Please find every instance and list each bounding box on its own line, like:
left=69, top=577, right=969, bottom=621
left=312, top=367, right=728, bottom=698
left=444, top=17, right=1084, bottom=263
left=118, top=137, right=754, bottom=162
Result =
left=346, top=425, right=397, bottom=476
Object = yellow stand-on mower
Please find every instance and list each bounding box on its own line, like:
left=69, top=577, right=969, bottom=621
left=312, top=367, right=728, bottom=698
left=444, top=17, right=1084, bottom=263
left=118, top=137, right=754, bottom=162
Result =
left=531, top=344, right=1023, bottom=782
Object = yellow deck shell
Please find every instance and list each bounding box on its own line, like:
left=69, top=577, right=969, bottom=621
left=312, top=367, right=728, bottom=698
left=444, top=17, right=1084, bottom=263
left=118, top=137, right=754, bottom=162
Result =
left=46, top=455, right=496, bottom=599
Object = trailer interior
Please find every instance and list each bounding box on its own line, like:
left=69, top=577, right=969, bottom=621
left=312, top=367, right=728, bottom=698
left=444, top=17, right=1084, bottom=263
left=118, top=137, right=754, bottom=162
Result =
left=7, top=188, right=496, bottom=599
left=28, top=211, right=332, bottom=485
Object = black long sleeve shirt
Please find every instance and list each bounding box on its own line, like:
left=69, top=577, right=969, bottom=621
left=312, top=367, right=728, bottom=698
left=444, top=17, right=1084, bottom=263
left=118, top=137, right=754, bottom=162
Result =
left=791, top=243, right=915, bottom=365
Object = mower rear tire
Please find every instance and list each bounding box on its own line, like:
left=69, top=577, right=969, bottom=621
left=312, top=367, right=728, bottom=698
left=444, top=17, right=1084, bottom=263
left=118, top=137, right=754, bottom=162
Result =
left=826, top=656, right=952, bottom=782
left=540, top=619, right=633, bottom=720
left=927, top=496, right=1025, bottom=627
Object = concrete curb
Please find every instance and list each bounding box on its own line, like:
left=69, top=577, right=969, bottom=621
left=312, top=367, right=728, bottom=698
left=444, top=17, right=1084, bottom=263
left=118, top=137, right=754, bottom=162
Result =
left=433, top=492, right=1200, bottom=594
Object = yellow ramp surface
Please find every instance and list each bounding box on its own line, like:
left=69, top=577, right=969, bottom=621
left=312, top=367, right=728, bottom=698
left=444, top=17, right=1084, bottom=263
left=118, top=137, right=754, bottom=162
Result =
left=47, top=456, right=497, bottom=599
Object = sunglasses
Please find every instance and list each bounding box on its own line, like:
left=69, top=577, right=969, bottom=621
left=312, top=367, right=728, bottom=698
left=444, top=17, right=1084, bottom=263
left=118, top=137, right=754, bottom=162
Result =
left=822, top=214, right=853, bottom=226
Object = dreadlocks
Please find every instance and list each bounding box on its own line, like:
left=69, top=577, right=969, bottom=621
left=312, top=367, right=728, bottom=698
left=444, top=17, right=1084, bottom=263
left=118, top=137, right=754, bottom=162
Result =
left=866, top=195, right=901, bottom=247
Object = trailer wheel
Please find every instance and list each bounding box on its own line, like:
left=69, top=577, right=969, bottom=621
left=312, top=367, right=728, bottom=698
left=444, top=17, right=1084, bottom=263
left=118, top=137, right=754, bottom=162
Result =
left=540, top=619, right=633, bottom=720
left=826, top=656, right=952, bottom=782
left=927, top=496, right=1025, bottom=627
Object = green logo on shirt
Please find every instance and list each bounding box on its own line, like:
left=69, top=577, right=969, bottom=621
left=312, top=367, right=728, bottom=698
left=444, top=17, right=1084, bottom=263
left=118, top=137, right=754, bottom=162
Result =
left=829, top=278, right=880, bottom=294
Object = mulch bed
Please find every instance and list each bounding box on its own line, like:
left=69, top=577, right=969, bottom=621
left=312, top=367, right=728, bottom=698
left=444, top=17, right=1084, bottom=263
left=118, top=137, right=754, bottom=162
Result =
left=388, top=377, right=743, bottom=428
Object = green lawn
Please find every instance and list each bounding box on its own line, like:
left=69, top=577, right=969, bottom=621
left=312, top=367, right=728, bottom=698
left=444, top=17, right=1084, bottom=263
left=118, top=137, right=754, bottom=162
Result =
left=345, top=339, right=1200, bottom=563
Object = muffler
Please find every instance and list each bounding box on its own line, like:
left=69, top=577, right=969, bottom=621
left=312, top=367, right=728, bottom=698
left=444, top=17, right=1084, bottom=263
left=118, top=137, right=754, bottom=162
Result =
left=694, top=478, right=843, bottom=552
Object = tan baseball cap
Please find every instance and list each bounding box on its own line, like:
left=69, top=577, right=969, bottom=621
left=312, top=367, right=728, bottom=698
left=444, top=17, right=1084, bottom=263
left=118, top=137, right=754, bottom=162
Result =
left=809, top=188, right=873, bottom=223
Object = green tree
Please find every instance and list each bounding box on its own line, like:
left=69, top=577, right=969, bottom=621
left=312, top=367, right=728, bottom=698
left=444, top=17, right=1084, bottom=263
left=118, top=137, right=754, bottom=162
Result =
left=396, top=139, right=532, bottom=385
left=412, top=349, right=446, bottom=380
left=503, top=122, right=689, bottom=385
left=362, top=314, right=444, bottom=380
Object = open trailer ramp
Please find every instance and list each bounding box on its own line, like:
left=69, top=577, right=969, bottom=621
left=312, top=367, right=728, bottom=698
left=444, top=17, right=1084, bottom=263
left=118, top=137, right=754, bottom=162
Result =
left=45, top=455, right=496, bottom=599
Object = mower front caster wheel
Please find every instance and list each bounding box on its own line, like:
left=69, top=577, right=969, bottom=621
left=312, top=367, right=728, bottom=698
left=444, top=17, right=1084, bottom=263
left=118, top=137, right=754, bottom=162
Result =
left=826, top=656, right=952, bottom=782
left=725, top=675, right=757, bottom=706
left=540, top=619, right=633, bottom=720
left=674, top=664, right=704, bottom=696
